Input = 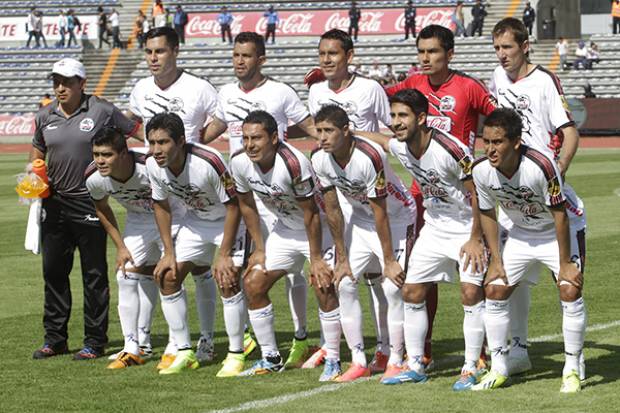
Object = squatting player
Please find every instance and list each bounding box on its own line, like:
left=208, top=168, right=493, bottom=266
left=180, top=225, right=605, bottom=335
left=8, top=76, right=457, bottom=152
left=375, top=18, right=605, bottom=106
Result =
left=312, top=105, right=416, bottom=382
left=471, top=108, right=586, bottom=393
left=230, top=111, right=342, bottom=381
left=489, top=17, right=587, bottom=376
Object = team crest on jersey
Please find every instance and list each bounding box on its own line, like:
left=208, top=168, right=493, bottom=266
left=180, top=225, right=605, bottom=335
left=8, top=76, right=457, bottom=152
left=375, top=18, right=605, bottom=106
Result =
left=560, top=95, right=571, bottom=112
left=548, top=176, right=562, bottom=203
left=168, top=97, right=184, bottom=112
left=439, top=95, right=456, bottom=112
left=293, top=177, right=313, bottom=196
left=516, top=95, right=531, bottom=111
left=375, top=170, right=386, bottom=190
left=458, top=155, right=473, bottom=175
left=79, top=118, right=95, bottom=132
left=320, top=99, right=358, bottom=117
left=518, top=186, right=535, bottom=201
left=221, top=172, right=235, bottom=191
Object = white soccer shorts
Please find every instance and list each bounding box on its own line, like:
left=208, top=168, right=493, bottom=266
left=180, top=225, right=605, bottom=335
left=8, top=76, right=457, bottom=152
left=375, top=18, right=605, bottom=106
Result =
left=123, top=219, right=181, bottom=268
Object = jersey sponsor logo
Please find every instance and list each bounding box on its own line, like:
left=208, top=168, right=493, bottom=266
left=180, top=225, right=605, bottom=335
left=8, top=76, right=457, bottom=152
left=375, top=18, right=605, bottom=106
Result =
left=79, top=117, right=95, bottom=132
left=426, top=115, right=452, bottom=132
left=439, top=95, right=456, bottom=112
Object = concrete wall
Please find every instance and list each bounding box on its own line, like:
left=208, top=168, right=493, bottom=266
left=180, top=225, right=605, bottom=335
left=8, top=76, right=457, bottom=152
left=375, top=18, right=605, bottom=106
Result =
left=536, top=0, right=581, bottom=39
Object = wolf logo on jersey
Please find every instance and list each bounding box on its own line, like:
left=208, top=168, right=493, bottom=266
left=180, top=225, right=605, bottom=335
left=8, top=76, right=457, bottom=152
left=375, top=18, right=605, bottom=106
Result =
left=107, top=186, right=154, bottom=211
left=225, top=97, right=268, bottom=121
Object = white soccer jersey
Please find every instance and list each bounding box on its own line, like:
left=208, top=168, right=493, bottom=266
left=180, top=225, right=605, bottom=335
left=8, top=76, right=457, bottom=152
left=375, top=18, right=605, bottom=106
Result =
left=473, top=145, right=565, bottom=235
left=308, top=74, right=391, bottom=132
left=489, top=65, right=574, bottom=159
left=312, top=136, right=414, bottom=225
left=85, top=151, right=154, bottom=224
left=146, top=143, right=236, bottom=221
left=388, top=129, right=474, bottom=231
left=129, top=71, right=218, bottom=143
left=215, top=78, right=310, bottom=153
left=230, top=142, right=316, bottom=231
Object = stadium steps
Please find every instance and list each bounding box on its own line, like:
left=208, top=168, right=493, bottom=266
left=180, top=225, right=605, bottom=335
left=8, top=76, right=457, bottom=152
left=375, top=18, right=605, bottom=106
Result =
left=482, top=0, right=528, bottom=36
left=83, top=48, right=143, bottom=102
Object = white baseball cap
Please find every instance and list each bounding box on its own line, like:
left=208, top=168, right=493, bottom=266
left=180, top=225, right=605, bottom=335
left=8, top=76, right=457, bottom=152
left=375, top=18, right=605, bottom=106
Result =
left=49, top=58, right=86, bottom=79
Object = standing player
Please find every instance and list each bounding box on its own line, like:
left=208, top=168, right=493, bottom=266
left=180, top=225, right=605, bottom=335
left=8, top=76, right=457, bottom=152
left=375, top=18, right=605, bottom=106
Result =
left=357, top=89, right=487, bottom=390
left=471, top=108, right=586, bottom=393
left=312, top=105, right=416, bottom=382
left=230, top=111, right=342, bottom=381
left=385, top=24, right=496, bottom=366
left=306, top=29, right=394, bottom=373
left=489, top=18, right=586, bottom=376
left=146, top=112, right=247, bottom=375
left=202, top=31, right=316, bottom=369
left=127, top=26, right=223, bottom=366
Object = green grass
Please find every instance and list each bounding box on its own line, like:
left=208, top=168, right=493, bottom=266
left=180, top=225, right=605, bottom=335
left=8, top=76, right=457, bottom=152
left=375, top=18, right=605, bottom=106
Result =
left=1, top=149, right=619, bottom=412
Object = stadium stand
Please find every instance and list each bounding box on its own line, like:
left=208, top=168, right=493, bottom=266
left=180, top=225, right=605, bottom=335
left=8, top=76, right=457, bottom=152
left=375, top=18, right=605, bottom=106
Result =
left=0, top=0, right=120, bottom=16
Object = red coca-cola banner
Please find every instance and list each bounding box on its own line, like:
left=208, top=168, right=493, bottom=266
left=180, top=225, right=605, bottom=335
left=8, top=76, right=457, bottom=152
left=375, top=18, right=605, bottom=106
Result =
left=186, top=7, right=455, bottom=38
left=0, top=113, right=35, bottom=137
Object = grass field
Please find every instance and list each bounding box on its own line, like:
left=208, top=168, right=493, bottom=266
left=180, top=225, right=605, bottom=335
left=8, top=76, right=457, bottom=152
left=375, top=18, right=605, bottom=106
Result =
left=1, top=149, right=619, bottom=413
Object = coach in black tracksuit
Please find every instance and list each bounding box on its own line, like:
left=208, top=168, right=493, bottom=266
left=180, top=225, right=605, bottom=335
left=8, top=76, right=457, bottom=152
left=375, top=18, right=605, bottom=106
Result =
left=30, top=58, right=138, bottom=360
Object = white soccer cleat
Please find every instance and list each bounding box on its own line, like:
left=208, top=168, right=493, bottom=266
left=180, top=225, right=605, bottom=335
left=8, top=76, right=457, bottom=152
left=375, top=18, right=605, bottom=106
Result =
left=508, top=353, right=532, bottom=375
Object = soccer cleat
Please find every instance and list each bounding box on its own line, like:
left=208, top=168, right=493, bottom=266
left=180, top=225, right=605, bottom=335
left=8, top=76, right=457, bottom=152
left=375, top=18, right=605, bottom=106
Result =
left=33, top=343, right=69, bottom=359
left=334, top=363, right=371, bottom=382
left=560, top=370, right=581, bottom=393
left=238, top=358, right=284, bottom=376
left=507, top=354, right=532, bottom=375
left=108, top=345, right=153, bottom=361
left=158, top=350, right=199, bottom=375
left=452, top=364, right=488, bottom=392
left=368, top=351, right=389, bottom=374
left=301, top=347, right=326, bottom=369
left=156, top=353, right=176, bottom=370
left=107, top=352, right=145, bottom=369
left=471, top=370, right=509, bottom=391
left=73, top=346, right=104, bottom=360
left=196, top=336, right=215, bottom=363
left=284, top=338, right=310, bottom=369
left=243, top=332, right=257, bottom=357
left=216, top=353, right=246, bottom=378
left=381, top=368, right=428, bottom=385
left=380, top=363, right=407, bottom=383
left=319, top=359, right=342, bottom=382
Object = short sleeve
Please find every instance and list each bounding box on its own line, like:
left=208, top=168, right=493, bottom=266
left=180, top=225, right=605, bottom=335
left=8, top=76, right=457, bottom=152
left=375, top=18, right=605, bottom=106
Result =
left=359, top=147, right=388, bottom=199
left=311, top=152, right=334, bottom=191
left=387, top=137, right=400, bottom=158
left=469, top=78, right=497, bottom=117
left=541, top=162, right=565, bottom=208
left=472, top=164, right=495, bottom=211
left=454, top=145, right=474, bottom=181
left=372, top=83, right=392, bottom=127
left=146, top=157, right=168, bottom=201
left=128, top=86, right=142, bottom=118
left=201, top=80, right=219, bottom=121
left=108, top=104, right=139, bottom=135
left=282, top=85, right=310, bottom=125
left=545, top=75, right=574, bottom=131
left=214, top=89, right=226, bottom=123
left=32, top=111, right=47, bottom=153
left=85, top=175, right=106, bottom=201
left=205, top=153, right=236, bottom=204
left=292, top=156, right=316, bottom=198
left=229, top=155, right=251, bottom=194
left=307, top=85, right=320, bottom=117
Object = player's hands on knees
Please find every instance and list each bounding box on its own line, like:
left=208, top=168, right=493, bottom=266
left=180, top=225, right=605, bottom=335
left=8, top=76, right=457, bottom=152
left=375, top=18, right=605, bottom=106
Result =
left=244, top=249, right=266, bottom=279
left=383, top=258, right=405, bottom=288
left=483, top=257, right=508, bottom=286
left=333, top=258, right=355, bottom=289
left=557, top=262, right=583, bottom=289
left=214, top=254, right=238, bottom=290
left=310, top=258, right=334, bottom=290
left=116, top=246, right=135, bottom=277
left=460, top=237, right=486, bottom=274
left=155, top=253, right=177, bottom=282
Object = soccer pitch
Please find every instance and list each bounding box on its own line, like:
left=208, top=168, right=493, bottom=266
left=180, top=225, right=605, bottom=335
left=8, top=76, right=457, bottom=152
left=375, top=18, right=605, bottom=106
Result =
left=0, top=149, right=619, bottom=412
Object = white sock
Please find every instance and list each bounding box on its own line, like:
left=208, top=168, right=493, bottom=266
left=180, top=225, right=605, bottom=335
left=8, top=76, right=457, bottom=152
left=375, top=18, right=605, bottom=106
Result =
left=510, top=283, right=530, bottom=355
left=367, top=277, right=389, bottom=354
left=137, top=276, right=158, bottom=347
left=193, top=270, right=217, bottom=341
left=404, top=301, right=427, bottom=370
left=160, top=288, right=191, bottom=350
left=338, top=277, right=366, bottom=366
left=248, top=303, right=279, bottom=359
left=222, top=291, right=246, bottom=353
left=484, top=298, right=510, bottom=377
left=319, top=307, right=341, bottom=361
left=285, top=273, right=308, bottom=340
left=117, top=271, right=140, bottom=355
left=383, top=279, right=404, bottom=365
left=463, top=300, right=486, bottom=368
left=164, top=334, right=177, bottom=355
left=561, top=297, right=587, bottom=376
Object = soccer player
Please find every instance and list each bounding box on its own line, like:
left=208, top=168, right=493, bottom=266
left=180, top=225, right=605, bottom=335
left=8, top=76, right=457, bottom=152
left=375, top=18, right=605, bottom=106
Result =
left=356, top=89, right=487, bottom=390
left=202, top=31, right=316, bottom=369
left=471, top=108, right=586, bottom=393
left=306, top=29, right=393, bottom=373
left=489, top=18, right=587, bottom=376
left=127, top=26, right=222, bottom=366
left=385, top=24, right=496, bottom=366
left=85, top=127, right=183, bottom=368
left=145, top=112, right=247, bottom=375
left=312, top=105, right=416, bottom=382
left=230, top=111, right=342, bottom=381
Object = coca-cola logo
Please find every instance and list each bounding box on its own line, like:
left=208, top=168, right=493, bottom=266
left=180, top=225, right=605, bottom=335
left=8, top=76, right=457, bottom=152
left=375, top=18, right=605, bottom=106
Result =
left=255, top=13, right=314, bottom=34
left=417, top=10, right=454, bottom=30
left=324, top=12, right=384, bottom=33
left=186, top=15, right=245, bottom=36
left=0, top=115, right=35, bottom=136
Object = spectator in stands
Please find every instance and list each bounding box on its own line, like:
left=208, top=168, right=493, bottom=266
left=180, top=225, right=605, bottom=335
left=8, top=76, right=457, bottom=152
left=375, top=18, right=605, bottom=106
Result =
left=152, top=0, right=166, bottom=28
left=613, top=0, right=620, bottom=34
left=136, top=10, right=147, bottom=49
left=174, top=4, right=188, bottom=45
left=39, top=93, right=53, bottom=108
left=66, top=9, right=80, bottom=47
left=574, top=40, right=588, bottom=70
left=555, top=37, right=568, bottom=71
left=97, top=6, right=110, bottom=49
left=348, top=1, right=361, bottom=42
left=56, top=10, right=67, bottom=48
left=381, top=63, right=396, bottom=84
left=404, top=1, right=416, bottom=40
left=407, top=62, right=421, bottom=76
left=110, top=9, right=122, bottom=49
left=587, top=41, right=601, bottom=67
left=397, top=72, right=406, bottom=82
left=26, top=7, right=39, bottom=48
left=264, top=6, right=279, bottom=44
left=35, top=11, right=49, bottom=48
left=522, top=2, right=536, bottom=36
left=218, top=6, right=234, bottom=44
left=452, top=1, right=467, bottom=38
left=471, top=0, right=487, bottom=37
left=367, top=61, right=382, bottom=78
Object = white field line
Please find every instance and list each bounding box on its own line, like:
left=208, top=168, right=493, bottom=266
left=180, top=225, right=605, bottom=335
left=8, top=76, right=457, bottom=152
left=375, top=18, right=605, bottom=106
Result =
left=207, top=320, right=620, bottom=413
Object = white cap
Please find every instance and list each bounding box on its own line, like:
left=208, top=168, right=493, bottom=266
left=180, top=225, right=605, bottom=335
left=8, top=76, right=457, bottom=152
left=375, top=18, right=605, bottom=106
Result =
left=49, top=58, right=86, bottom=79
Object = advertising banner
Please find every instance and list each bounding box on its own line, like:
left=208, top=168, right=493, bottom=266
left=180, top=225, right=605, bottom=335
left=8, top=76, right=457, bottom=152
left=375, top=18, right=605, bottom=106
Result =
left=0, top=15, right=98, bottom=41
